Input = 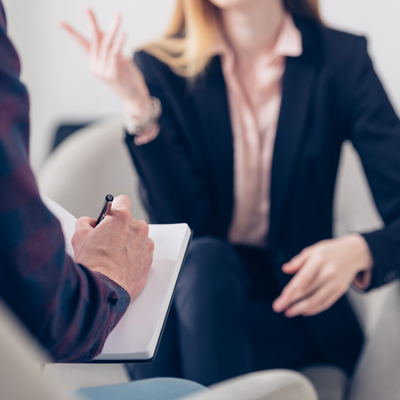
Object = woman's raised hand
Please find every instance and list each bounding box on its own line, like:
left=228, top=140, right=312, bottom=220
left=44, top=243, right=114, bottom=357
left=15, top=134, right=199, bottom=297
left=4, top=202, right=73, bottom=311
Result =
left=59, top=10, right=151, bottom=117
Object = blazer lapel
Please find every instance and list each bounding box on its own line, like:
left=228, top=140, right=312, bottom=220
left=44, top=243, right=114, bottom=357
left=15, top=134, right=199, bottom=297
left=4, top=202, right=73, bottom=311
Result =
left=192, top=56, right=234, bottom=238
left=269, top=20, right=321, bottom=247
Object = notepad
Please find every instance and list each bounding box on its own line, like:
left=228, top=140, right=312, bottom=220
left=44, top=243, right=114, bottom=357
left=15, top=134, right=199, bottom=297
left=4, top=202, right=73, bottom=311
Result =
left=41, top=195, right=192, bottom=362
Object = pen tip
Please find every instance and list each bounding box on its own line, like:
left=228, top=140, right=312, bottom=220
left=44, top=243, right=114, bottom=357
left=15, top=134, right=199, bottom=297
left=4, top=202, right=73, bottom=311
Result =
left=106, top=194, right=114, bottom=202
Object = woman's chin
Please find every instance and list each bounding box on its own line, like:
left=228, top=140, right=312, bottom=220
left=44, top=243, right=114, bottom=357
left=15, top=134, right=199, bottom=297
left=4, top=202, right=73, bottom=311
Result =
left=208, top=0, right=267, bottom=10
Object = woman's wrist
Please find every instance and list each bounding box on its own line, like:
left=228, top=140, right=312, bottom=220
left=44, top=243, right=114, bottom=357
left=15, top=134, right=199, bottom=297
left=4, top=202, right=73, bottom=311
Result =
left=123, top=95, right=162, bottom=144
left=123, top=94, right=152, bottom=121
left=345, top=233, right=374, bottom=290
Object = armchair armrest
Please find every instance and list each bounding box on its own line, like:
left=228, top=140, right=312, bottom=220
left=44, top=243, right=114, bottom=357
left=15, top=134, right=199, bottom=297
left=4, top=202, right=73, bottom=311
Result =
left=181, top=370, right=317, bottom=400
left=0, top=301, right=77, bottom=400
left=347, top=281, right=400, bottom=400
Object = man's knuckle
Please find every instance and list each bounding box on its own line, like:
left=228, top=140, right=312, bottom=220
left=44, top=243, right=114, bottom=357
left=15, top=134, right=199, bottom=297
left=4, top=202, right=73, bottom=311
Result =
left=71, top=233, right=79, bottom=246
left=114, top=207, right=130, bottom=222
left=118, top=194, right=129, bottom=203
left=72, top=229, right=83, bottom=242
left=137, top=220, right=149, bottom=234
left=121, top=207, right=132, bottom=218
left=148, top=238, right=155, bottom=252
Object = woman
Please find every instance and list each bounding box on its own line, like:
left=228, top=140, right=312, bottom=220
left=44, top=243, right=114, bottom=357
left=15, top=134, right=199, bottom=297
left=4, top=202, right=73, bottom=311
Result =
left=61, top=0, right=400, bottom=387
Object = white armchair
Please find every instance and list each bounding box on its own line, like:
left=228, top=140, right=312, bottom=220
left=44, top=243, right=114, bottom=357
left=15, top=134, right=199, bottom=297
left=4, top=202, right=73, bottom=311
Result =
left=37, top=117, right=400, bottom=399
left=0, top=299, right=317, bottom=400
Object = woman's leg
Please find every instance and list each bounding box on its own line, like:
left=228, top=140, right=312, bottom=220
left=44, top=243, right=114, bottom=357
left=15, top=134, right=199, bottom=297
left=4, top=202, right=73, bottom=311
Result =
left=235, top=246, right=324, bottom=371
left=75, top=378, right=206, bottom=400
left=174, top=237, right=253, bottom=386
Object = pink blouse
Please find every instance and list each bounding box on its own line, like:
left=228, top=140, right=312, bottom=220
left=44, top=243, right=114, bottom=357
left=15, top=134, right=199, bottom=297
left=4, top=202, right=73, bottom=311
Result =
left=135, top=13, right=303, bottom=247
left=214, top=13, right=302, bottom=247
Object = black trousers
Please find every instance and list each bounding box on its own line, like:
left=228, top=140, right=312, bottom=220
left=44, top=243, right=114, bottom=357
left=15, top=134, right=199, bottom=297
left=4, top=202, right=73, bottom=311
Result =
left=127, top=237, right=326, bottom=386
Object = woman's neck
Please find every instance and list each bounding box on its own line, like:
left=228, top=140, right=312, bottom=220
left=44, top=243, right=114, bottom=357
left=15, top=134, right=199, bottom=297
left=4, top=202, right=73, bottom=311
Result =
left=219, top=0, right=286, bottom=60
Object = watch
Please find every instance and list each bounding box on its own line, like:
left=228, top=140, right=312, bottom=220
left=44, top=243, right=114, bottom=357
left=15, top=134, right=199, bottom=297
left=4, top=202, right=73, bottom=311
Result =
left=123, top=96, right=162, bottom=136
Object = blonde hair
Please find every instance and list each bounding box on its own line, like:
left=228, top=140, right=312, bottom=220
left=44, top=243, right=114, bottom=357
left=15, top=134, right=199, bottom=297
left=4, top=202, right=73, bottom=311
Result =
left=142, top=0, right=320, bottom=78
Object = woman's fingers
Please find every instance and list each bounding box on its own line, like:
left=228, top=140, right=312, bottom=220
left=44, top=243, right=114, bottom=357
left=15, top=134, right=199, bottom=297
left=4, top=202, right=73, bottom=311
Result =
left=111, top=30, right=127, bottom=57
left=282, top=249, right=310, bottom=274
left=58, top=21, right=90, bottom=53
left=60, top=9, right=148, bottom=109
left=86, top=9, right=103, bottom=71
left=86, top=9, right=103, bottom=40
left=284, top=284, right=339, bottom=317
left=98, top=14, right=122, bottom=71
left=273, top=255, right=324, bottom=313
left=272, top=236, right=372, bottom=318
left=107, top=30, right=127, bottom=81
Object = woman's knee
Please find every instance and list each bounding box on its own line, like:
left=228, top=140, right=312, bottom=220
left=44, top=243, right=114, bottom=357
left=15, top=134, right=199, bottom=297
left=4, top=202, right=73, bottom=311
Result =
left=177, top=236, right=249, bottom=300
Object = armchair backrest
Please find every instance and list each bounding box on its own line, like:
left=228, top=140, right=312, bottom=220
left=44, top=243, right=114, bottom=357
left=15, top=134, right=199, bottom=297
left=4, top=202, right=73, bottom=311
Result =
left=38, top=116, right=148, bottom=222
left=334, top=142, right=399, bottom=337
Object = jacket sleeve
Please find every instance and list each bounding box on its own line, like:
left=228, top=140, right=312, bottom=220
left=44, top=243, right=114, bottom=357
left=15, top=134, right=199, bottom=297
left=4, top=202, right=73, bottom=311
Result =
left=348, top=37, right=400, bottom=289
left=123, top=52, right=214, bottom=236
left=0, top=5, right=129, bottom=362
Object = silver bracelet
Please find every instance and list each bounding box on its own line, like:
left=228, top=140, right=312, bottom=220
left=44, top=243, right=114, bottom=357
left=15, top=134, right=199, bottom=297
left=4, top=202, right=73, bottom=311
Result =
left=123, top=96, right=162, bottom=136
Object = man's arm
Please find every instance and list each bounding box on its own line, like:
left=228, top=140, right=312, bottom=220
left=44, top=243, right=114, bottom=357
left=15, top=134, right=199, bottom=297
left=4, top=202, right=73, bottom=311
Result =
left=0, top=3, right=152, bottom=362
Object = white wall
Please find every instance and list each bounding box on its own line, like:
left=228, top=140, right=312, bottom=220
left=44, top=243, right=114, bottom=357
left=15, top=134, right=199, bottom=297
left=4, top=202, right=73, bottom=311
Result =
left=2, top=0, right=400, bottom=173
left=320, top=0, right=400, bottom=113
left=2, top=0, right=175, bottom=173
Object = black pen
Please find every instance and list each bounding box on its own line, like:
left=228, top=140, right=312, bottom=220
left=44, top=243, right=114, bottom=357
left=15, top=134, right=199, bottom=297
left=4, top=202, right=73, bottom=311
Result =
left=96, top=194, right=114, bottom=226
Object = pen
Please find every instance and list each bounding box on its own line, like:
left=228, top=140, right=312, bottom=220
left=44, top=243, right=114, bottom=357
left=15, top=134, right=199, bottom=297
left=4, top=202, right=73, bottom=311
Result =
left=96, top=194, right=114, bottom=226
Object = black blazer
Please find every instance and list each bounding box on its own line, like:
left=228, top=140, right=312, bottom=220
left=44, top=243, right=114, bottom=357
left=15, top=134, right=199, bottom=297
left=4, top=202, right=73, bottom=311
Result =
left=126, top=16, right=400, bottom=373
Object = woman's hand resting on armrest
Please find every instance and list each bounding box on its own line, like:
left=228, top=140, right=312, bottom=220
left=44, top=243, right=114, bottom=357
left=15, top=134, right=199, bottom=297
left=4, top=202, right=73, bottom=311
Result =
left=272, top=234, right=373, bottom=317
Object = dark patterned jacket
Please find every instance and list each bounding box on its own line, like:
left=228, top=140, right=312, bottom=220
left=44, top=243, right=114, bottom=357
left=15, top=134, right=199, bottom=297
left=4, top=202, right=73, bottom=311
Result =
left=0, top=2, right=129, bottom=362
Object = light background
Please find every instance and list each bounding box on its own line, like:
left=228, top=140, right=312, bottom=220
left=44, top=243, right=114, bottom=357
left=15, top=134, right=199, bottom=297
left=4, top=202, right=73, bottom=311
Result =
left=3, top=0, right=400, bottom=173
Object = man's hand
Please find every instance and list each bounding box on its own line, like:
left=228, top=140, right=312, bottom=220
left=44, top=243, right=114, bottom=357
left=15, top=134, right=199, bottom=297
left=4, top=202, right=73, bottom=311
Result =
left=272, top=234, right=373, bottom=318
left=71, top=195, right=154, bottom=301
